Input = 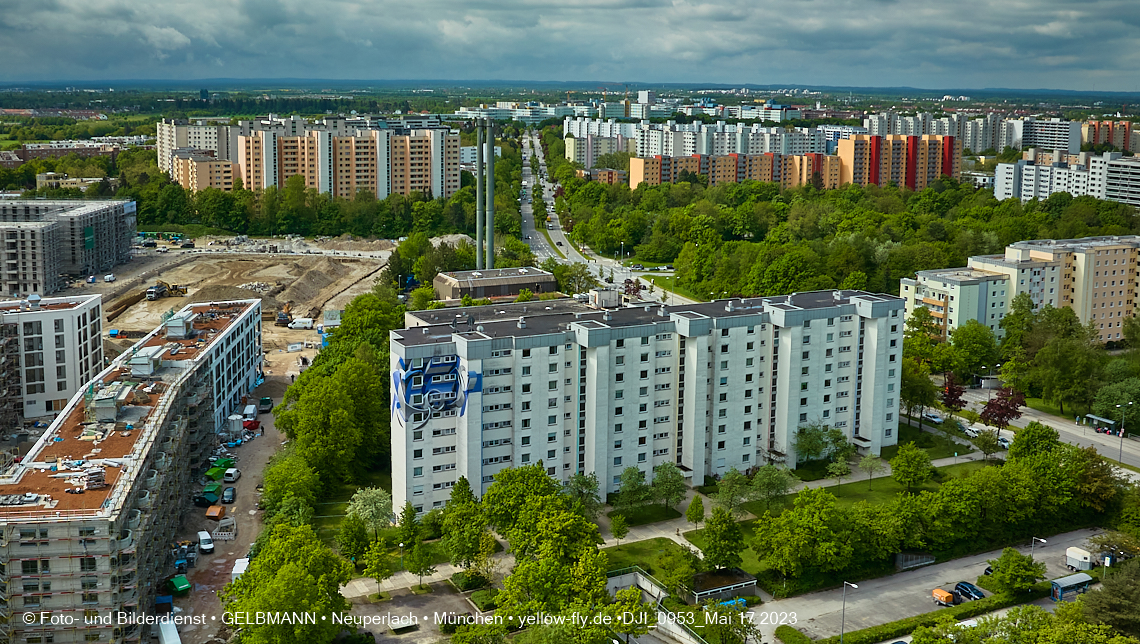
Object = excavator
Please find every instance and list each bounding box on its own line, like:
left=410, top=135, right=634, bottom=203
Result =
left=275, top=302, right=293, bottom=327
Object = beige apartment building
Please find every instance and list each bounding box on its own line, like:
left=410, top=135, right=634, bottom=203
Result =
left=170, top=149, right=234, bottom=192
left=0, top=299, right=262, bottom=644
left=901, top=236, right=1140, bottom=343
left=236, top=128, right=460, bottom=199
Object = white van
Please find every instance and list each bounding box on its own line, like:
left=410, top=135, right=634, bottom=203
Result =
left=223, top=468, right=241, bottom=483
left=197, top=530, right=214, bottom=553
left=288, top=317, right=314, bottom=330
left=242, top=404, right=257, bottom=420
left=104, top=274, right=116, bottom=282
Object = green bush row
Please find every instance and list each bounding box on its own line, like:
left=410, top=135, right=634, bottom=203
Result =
left=470, top=588, right=499, bottom=612
left=814, top=583, right=1051, bottom=644
left=774, top=624, right=813, bottom=644
left=450, top=571, right=489, bottom=592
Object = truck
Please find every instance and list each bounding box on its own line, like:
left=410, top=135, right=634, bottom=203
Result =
left=146, top=283, right=168, bottom=300
left=1066, top=547, right=1094, bottom=571
left=258, top=397, right=274, bottom=413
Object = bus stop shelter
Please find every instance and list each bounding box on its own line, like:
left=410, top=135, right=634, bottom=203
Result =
left=1051, top=572, right=1093, bottom=602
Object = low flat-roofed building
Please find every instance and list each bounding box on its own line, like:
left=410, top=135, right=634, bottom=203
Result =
left=433, top=267, right=558, bottom=300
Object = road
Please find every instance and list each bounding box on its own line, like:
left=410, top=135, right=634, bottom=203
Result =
left=522, top=131, right=696, bottom=305
left=757, top=527, right=1100, bottom=642
left=960, top=388, right=1140, bottom=470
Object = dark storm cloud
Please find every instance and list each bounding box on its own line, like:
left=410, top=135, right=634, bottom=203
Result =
left=1, top=0, right=1138, bottom=89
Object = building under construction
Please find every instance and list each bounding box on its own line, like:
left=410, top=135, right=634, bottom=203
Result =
left=0, top=299, right=262, bottom=644
left=0, top=200, right=137, bottom=296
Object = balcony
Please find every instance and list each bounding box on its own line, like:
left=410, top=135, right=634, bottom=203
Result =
left=127, top=508, right=141, bottom=530
left=117, top=530, right=133, bottom=551
left=136, top=490, right=152, bottom=509
left=154, top=452, right=170, bottom=470
left=144, top=469, right=158, bottom=489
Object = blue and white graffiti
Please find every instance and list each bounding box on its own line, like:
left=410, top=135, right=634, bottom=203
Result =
left=392, top=355, right=482, bottom=431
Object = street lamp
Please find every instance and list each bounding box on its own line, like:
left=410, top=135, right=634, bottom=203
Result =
left=1117, top=401, right=1133, bottom=462
left=399, top=542, right=405, bottom=569
left=985, top=363, right=1001, bottom=401
left=840, top=581, right=858, bottom=644
left=1030, top=536, right=1046, bottom=557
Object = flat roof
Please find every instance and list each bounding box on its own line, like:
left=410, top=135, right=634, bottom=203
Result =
left=393, top=290, right=902, bottom=347
left=0, top=300, right=259, bottom=520
left=0, top=294, right=101, bottom=315
left=914, top=268, right=1008, bottom=283
left=405, top=298, right=592, bottom=327
left=437, top=267, right=555, bottom=284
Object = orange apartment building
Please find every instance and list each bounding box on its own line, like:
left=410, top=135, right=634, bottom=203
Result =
left=1082, top=120, right=1135, bottom=151
left=837, top=134, right=960, bottom=190
left=576, top=168, right=629, bottom=184
left=629, top=155, right=706, bottom=187
left=635, top=152, right=842, bottom=189
left=170, top=149, right=233, bottom=192
left=235, top=128, right=460, bottom=199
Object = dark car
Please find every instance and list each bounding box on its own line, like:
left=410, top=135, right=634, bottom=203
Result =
left=955, top=581, right=985, bottom=601
left=983, top=565, right=993, bottom=576
left=221, top=487, right=237, bottom=504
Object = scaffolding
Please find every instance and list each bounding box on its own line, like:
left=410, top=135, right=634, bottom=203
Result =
left=0, top=322, right=17, bottom=431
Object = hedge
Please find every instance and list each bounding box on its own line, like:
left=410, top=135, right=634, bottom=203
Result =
left=775, top=624, right=813, bottom=644
left=813, top=583, right=1051, bottom=644
left=471, top=588, right=499, bottom=612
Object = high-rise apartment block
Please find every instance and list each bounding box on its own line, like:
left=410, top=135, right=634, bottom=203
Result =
left=1, top=294, right=104, bottom=421
left=994, top=151, right=1140, bottom=206
left=1082, top=120, right=1139, bottom=152
left=836, top=134, right=960, bottom=191
left=564, top=134, right=637, bottom=168
left=863, top=112, right=1081, bottom=154
left=170, top=150, right=234, bottom=192
left=0, top=201, right=136, bottom=296
left=159, top=116, right=461, bottom=199
left=902, top=236, right=1140, bottom=342
left=390, top=292, right=904, bottom=513
left=0, top=299, right=262, bottom=644
left=563, top=118, right=827, bottom=158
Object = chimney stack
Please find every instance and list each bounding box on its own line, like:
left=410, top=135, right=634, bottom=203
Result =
left=485, top=120, right=496, bottom=269
left=476, top=119, right=485, bottom=270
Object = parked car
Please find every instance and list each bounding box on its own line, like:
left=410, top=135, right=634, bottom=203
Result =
left=922, top=412, right=944, bottom=424
left=955, top=581, right=985, bottom=601
left=221, top=487, right=237, bottom=504
left=997, top=436, right=1012, bottom=449
left=632, top=263, right=645, bottom=270
left=223, top=468, right=241, bottom=483
left=556, top=241, right=563, bottom=246
left=197, top=531, right=215, bottom=554
left=963, top=426, right=981, bottom=438
left=983, top=565, right=993, bottom=576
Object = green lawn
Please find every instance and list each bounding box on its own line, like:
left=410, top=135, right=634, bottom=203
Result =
left=312, top=469, right=392, bottom=544
left=643, top=275, right=704, bottom=302
left=602, top=537, right=688, bottom=577
left=881, top=422, right=974, bottom=461
left=608, top=505, right=682, bottom=527
left=1024, top=396, right=1080, bottom=419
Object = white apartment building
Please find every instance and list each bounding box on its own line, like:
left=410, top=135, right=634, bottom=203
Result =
left=902, top=236, right=1140, bottom=342
left=1, top=294, right=104, bottom=419
left=994, top=152, right=1140, bottom=206
left=156, top=119, right=239, bottom=174
left=0, top=300, right=262, bottom=644
left=390, top=291, right=903, bottom=513
left=460, top=145, right=501, bottom=164
left=564, top=135, right=635, bottom=168
left=0, top=200, right=136, bottom=295
left=563, top=118, right=827, bottom=160
left=864, top=112, right=1080, bottom=154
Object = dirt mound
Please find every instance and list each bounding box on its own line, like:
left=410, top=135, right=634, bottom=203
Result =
left=277, top=258, right=355, bottom=307
left=188, top=285, right=281, bottom=311
left=432, top=233, right=474, bottom=247
left=318, top=235, right=396, bottom=252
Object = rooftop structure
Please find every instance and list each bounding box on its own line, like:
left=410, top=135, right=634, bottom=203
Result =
left=433, top=267, right=558, bottom=300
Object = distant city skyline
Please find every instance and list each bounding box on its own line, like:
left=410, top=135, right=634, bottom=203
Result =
left=3, top=0, right=1140, bottom=91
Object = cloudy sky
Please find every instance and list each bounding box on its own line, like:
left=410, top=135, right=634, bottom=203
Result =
left=1, top=0, right=1136, bottom=90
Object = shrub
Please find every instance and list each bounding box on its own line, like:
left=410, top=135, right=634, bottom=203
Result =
left=450, top=571, right=488, bottom=592
left=470, top=588, right=499, bottom=612
left=775, top=624, right=812, bottom=644
left=741, top=594, right=763, bottom=606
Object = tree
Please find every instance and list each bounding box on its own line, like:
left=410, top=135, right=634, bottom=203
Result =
left=686, top=495, right=705, bottom=528
left=405, top=542, right=437, bottom=590
left=792, top=422, right=829, bottom=463
left=442, top=500, right=487, bottom=570
left=346, top=486, right=393, bottom=540
left=260, top=449, right=320, bottom=518
left=562, top=472, right=604, bottom=520
left=1084, top=560, right=1140, bottom=637
left=408, top=285, right=441, bottom=310
left=609, top=586, right=656, bottom=643
left=901, top=357, right=938, bottom=430
left=396, top=501, right=420, bottom=547
left=714, top=468, right=752, bottom=517
left=481, top=464, right=561, bottom=534
left=449, top=476, right=477, bottom=507
left=1008, top=421, right=1061, bottom=460
left=981, top=387, right=1026, bottom=436
left=361, top=540, right=393, bottom=590
left=973, top=429, right=1003, bottom=461
left=610, top=514, right=629, bottom=544
left=827, top=460, right=852, bottom=490
left=1035, top=328, right=1105, bottom=414
left=616, top=466, right=651, bottom=514
left=514, top=288, right=534, bottom=302
left=941, top=372, right=967, bottom=419
left=890, top=442, right=934, bottom=493
left=751, top=464, right=798, bottom=511
left=903, top=307, right=941, bottom=364
left=752, top=487, right=853, bottom=578
left=858, top=455, right=886, bottom=490
left=949, top=319, right=1000, bottom=382
left=703, top=507, right=744, bottom=570
left=336, top=513, right=369, bottom=561
left=658, top=545, right=703, bottom=598
left=221, top=524, right=354, bottom=644
left=651, top=462, right=687, bottom=510
left=701, top=598, right=762, bottom=644
left=986, top=547, right=1047, bottom=595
